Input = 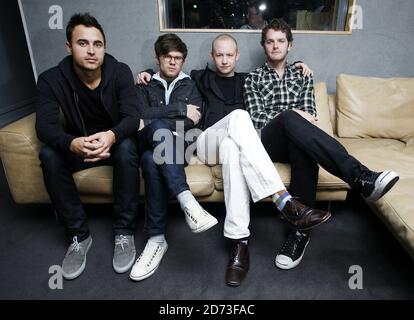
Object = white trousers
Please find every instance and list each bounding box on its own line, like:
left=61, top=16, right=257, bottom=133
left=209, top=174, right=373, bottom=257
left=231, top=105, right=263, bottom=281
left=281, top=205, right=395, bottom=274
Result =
left=196, top=110, right=285, bottom=239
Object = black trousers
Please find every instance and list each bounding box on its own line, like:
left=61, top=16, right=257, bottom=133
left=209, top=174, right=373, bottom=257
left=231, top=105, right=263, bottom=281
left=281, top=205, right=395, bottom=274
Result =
left=261, top=110, right=369, bottom=207
left=39, top=137, right=140, bottom=243
left=136, top=119, right=190, bottom=237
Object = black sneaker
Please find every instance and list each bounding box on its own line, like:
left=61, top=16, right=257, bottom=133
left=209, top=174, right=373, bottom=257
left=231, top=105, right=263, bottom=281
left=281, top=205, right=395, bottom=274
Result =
left=275, top=230, right=310, bottom=270
left=356, top=170, right=399, bottom=202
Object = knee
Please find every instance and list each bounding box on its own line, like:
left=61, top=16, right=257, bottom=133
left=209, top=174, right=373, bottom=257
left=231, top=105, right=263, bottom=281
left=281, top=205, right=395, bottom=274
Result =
left=278, top=110, right=298, bottom=123
left=140, top=150, right=157, bottom=170
left=112, top=138, right=138, bottom=164
left=147, top=119, right=171, bottom=132
left=39, top=146, right=65, bottom=171
left=229, top=109, right=250, bottom=122
left=229, top=109, right=253, bottom=129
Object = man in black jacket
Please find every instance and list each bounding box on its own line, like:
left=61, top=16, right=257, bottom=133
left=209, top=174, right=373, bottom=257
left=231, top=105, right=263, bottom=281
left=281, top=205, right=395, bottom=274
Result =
left=137, top=34, right=330, bottom=287
left=129, top=34, right=218, bottom=282
left=36, top=13, right=140, bottom=280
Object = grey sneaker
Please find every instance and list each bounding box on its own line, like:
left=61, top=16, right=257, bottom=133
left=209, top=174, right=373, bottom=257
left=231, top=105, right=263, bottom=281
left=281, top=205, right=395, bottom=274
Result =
left=113, top=235, right=136, bottom=273
left=62, top=235, right=92, bottom=280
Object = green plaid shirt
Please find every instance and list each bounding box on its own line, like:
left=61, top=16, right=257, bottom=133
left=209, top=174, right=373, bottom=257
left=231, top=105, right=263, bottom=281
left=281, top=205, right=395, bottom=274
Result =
left=243, top=63, right=317, bottom=129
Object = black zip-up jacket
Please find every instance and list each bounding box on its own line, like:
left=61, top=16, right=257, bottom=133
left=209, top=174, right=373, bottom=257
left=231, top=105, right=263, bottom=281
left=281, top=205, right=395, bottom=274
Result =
left=190, top=67, right=247, bottom=130
left=136, top=74, right=203, bottom=132
left=36, top=53, right=140, bottom=152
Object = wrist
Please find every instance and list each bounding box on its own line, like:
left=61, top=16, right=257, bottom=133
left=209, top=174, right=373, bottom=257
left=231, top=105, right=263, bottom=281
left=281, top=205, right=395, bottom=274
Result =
left=107, top=130, right=116, bottom=145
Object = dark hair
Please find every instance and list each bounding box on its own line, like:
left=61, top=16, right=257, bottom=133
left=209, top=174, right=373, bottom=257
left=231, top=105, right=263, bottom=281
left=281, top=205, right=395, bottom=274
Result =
left=66, top=13, right=106, bottom=44
left=154, top=33, right=188, bottom=59
left=261, top=18, right=293, bottom=46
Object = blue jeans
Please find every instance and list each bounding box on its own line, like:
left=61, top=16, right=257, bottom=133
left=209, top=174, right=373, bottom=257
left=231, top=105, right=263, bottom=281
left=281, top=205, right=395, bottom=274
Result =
left=39, top=137, right=140, bottom=243
left=137, top=120, right=190, bottom=237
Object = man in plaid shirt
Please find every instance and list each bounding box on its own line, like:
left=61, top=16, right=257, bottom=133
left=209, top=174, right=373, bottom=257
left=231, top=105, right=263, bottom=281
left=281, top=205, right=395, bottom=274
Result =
left=244, top=19, right=399, bottom=270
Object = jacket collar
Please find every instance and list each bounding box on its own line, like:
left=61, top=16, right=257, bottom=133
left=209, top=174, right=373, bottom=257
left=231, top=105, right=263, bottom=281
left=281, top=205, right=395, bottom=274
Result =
left=201, top=66, right=243, bottom=103
left=263, top=61, right=293, bottom=79
left=58, top=53, right=118, bottom=91
left=151, top=71, right=190, bottom=104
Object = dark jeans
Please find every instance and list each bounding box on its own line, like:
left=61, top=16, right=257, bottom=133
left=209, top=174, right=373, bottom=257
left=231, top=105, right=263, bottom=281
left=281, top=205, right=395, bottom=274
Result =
left=39, top=137, right=140, bottom=243
left=261, top=110, right=369, bottom=207
left=137, top=119, right=190, bottom=237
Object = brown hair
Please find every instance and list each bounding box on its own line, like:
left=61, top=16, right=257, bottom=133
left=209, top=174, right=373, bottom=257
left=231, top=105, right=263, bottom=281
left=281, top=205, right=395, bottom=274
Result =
left=154, top=33, right=188, bottom=59
left=261, top=18, right=293, bottom=46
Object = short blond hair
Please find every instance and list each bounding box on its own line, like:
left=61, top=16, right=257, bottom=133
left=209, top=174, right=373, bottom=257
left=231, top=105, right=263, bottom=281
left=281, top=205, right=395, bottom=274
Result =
left=211, top=34, right=238, bottom=53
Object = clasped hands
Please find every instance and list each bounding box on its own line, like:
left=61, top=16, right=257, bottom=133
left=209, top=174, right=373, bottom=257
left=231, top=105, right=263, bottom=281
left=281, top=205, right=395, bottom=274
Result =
left=69, top=130, right=116, bottom=162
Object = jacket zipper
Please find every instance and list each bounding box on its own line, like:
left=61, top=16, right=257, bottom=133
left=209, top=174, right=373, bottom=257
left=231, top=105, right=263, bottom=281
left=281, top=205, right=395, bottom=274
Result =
left=100, top=89, right=112, bottom=120
left=73, top=92, right=88, bottom=136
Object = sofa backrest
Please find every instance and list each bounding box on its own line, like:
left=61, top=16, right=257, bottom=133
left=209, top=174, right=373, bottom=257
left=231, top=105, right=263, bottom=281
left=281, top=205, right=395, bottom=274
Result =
left=336, top=74, right=414, bottom=140
left=314, top=82, right=335, bottom=136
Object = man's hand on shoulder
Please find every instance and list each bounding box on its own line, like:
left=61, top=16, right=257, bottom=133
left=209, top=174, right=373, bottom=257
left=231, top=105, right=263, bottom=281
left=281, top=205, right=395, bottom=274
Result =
left=294, top=62, right=313, bottom=78
left=186, top=104, right=201, bottom=125
left=136, top=72, right=152, bottom=85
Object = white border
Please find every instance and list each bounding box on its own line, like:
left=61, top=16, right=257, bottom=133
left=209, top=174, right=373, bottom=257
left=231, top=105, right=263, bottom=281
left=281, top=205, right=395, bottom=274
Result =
left=18, top=0, right=37, bottom=81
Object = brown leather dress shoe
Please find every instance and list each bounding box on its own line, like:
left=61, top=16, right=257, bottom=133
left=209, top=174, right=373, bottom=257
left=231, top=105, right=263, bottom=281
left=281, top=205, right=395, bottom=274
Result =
left=226, top=242, right=249, bottom=287
left=280, top=198, right=331, bottom=230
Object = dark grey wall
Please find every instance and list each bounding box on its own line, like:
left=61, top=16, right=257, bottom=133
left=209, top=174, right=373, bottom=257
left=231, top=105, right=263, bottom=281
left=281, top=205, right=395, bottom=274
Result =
left=21, top=0, right=414, bottom=92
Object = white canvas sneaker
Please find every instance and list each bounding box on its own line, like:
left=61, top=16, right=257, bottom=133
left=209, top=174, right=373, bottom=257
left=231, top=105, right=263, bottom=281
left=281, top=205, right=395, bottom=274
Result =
left=129, top=240, right=168, bottom=281
left=183, top=202, right=218, bottom=233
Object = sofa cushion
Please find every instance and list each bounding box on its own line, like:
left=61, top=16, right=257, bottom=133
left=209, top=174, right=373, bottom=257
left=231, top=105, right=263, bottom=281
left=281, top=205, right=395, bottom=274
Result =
left=368, top=178, right=414, bottom=260
left=338, top=137, right=414, bottom=179
left=337, top=74, right=414, bottom=139
left=73, top=164, right=216, bottom=197
left=314, top=82, right=334, bottom=136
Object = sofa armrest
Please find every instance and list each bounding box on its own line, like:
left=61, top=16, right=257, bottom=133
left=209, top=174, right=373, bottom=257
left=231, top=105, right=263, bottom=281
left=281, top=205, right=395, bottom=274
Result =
left=0, top=113, right=50, bottom=203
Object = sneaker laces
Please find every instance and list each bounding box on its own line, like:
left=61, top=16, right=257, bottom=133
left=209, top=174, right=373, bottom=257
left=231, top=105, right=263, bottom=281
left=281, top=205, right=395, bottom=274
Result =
left=356, top=171, right=377, bottom=187
left=280, top=232, right=306, bottom=256
left=115, top=235, right=129, bottom=251
left=70, top=236, right=81, bottom=253
left=136, top=241, right=161, bottom=268
left=184, top=205, right=199, bottom=224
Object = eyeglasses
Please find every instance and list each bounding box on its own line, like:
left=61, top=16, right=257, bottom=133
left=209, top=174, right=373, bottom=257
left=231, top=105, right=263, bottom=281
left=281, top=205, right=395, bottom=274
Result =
left=161, top=55, right=184, bottom=63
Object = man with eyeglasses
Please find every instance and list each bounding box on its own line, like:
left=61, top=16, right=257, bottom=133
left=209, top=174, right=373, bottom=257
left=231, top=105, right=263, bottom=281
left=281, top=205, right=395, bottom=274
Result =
left=129, top=33, right=218, bottom=281
left=136, top=34, right=331, bottom=287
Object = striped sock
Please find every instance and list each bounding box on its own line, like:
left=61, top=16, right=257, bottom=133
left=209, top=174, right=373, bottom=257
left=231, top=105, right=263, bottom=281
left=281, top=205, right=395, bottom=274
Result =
left=272, top=191, right=292, bottom=212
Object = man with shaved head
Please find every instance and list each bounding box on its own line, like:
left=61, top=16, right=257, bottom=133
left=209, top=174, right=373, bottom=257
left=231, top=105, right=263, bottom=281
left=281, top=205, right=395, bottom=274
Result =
left=136, top=34, right=328, bottom=287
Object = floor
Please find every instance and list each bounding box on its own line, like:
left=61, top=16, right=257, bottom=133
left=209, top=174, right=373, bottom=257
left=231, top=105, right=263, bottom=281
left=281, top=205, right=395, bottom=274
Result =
left=0, top=166, right=413, bottom=300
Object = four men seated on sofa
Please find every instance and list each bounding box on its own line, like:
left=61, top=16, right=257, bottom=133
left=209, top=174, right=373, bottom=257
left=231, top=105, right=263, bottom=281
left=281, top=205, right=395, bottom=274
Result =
left=35, top=13, right=399, bottom=284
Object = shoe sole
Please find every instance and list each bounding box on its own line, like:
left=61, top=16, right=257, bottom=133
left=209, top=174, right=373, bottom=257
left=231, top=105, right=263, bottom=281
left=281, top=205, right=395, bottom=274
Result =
left=129, top=245, right=168, bottom=281
left=113, top=251, right=137, bottom=274
left=275, top=237, right=310, bottom=270
left=226, top=280, right=242, bottom=287
left=297, top=211, right=332, bottom=231
left=192, top=217, right=218, bottom=233
left=62, top=237, right=92, bottom=280
left=364, top=171, right=399, bottom=202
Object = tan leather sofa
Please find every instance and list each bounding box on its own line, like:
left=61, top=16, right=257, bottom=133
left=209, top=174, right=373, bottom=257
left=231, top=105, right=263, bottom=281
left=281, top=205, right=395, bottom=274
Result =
left=0, top=74, right=413, bottom=259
